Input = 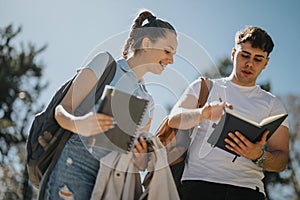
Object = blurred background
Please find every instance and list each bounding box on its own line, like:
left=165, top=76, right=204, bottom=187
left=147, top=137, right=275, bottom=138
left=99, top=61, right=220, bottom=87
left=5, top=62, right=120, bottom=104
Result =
left=1, top=0, right=300, bottom=199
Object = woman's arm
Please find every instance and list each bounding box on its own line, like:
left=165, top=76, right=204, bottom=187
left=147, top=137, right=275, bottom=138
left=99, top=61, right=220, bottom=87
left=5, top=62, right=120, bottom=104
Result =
left=54, top=68, right=113, bottom=136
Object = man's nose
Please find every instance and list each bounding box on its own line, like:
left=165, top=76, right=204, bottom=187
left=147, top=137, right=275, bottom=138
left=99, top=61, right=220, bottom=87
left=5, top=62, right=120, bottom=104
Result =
left=245, top=59, right=253, bottom=68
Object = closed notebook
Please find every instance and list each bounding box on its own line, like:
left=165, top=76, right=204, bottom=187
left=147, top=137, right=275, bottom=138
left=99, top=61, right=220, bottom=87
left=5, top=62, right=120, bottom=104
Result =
left=207, top=109, right=287, bottom=158
left=86, top=85, right=149, bottom=153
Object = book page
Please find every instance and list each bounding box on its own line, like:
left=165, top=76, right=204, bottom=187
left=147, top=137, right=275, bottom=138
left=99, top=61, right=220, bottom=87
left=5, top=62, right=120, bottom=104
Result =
left=260, top=113, right=287, bottom=126
left=225, top=109, right=260, bottom=127
left=226, top=109, right=287, bottom=127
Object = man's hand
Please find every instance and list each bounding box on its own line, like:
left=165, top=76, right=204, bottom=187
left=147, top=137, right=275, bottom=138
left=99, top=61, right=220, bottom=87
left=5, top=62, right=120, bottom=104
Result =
left=38, top=131, right=54, bottom=148
left=224, top=130, right=269, bottom=161
left=201, top=102, right=233, bottom=122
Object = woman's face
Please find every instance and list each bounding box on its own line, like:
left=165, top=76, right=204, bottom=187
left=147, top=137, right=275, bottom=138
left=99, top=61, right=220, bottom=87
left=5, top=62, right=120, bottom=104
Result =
left=142, top=31, right=178, bottom=75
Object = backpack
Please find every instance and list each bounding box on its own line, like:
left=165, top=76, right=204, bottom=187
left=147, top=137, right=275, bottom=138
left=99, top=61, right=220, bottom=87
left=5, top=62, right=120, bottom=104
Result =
left=26, top=52, right=117, bottom=191
left=143, top=77, right=211, bottom=192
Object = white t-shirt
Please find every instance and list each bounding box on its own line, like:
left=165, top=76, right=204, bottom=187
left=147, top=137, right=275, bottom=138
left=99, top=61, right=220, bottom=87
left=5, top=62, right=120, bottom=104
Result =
left=182, top=77, right=289, bottom=194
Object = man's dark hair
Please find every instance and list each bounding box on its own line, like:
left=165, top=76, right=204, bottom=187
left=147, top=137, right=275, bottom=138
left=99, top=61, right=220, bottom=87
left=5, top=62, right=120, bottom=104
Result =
left=235, top=26, right=274, bottom=56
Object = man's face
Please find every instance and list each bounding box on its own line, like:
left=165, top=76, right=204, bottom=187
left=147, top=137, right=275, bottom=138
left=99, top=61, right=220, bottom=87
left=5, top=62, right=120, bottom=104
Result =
left=231, top=41, right=269, bottom=86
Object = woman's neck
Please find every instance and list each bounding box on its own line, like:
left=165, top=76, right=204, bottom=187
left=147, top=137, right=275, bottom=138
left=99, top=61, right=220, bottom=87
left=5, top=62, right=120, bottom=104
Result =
left=127, top=56, right=148, bottom=82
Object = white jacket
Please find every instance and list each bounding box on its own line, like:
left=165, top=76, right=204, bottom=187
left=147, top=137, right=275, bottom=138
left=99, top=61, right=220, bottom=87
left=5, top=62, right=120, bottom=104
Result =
left=91, top=137, right=179, bottom=200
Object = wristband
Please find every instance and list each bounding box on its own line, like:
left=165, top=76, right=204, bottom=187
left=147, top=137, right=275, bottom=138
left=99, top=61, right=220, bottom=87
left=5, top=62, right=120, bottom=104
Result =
left=253, top=150, right=266, bottom=167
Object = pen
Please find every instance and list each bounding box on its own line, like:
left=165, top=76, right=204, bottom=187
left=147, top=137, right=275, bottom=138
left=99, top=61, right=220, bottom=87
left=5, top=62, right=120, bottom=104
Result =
left=219, top=97, right=226, bottom=113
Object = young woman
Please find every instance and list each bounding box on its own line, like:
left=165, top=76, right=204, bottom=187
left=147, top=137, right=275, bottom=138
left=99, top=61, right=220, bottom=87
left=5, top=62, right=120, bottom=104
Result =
left=39, top=10, right=178, bottom=199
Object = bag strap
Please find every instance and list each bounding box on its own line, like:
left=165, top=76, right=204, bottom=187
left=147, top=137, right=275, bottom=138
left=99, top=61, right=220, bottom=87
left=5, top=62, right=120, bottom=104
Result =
left=73, top=52, right=117, bottom=113
left=197, top=77, right=211, bottom=108
left=188, top=77, right=211, bottom=142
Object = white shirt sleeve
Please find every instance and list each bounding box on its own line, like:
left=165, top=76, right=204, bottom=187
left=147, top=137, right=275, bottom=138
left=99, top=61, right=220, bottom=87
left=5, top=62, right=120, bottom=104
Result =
left=270, top=97, right=289, bottom=128
left=183, top=78, right=202, bottom=98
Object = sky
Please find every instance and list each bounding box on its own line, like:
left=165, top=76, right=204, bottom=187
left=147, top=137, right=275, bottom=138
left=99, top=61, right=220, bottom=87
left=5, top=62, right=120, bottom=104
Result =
left=1, top=0, right=300, bottom=132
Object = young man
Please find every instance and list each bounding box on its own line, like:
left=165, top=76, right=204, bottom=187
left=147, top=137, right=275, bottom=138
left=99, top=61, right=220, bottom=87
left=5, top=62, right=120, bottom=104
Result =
left=168, top=26, right=289, bottom=200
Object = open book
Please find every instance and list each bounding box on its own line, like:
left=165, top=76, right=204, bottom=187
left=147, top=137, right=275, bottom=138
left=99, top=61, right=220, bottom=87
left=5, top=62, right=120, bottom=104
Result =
left=86, top=85, right=149, bottom=153
left=207, top=109, right=288, bottom=157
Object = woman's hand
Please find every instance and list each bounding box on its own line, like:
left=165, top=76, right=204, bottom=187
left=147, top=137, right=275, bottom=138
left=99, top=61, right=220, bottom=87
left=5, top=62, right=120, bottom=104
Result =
left=132, top=137, right=149, bottom=170
left=72, top=112, right=115, bottom=136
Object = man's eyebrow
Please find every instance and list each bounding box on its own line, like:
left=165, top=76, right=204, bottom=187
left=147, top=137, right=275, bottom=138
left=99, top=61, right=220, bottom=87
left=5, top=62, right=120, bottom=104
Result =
left=241, top=50, right=250, bottom=54
left=255, top=54, right=265, bottom=58
left=241, top=50, right=265, bottom=58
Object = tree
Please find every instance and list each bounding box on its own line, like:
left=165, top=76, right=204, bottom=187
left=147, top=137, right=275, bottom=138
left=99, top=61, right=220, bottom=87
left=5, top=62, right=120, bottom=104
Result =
left=0, top=24, right=47, bottom=199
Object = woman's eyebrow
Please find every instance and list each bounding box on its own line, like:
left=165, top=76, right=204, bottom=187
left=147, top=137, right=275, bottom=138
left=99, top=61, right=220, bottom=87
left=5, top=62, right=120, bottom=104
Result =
left=167, top=45, right=176, bottom=54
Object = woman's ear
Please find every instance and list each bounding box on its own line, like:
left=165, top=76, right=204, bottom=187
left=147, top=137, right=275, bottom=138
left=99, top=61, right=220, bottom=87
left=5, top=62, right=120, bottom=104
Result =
left=141, top=37, right=152, bottom=51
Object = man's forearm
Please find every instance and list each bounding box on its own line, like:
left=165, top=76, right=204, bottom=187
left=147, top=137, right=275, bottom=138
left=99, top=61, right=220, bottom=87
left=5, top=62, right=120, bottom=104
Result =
left=168, top=108, right=203, bottom=130
left=261, top=150, right=288, bottom=172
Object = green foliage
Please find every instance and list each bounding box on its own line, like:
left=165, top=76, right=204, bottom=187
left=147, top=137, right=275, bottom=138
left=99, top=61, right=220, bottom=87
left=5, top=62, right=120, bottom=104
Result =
left=0, top=24, right=47, bottom=199
left=0, top=24, right=47, bottom=154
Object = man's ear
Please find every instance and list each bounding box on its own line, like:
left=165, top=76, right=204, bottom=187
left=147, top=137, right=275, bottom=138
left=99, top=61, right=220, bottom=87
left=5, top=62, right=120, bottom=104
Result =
left=263, top=57, right=270, bottom=69
left=141, top=37, right=151, bottom=50
left=231, top=48, right=236, bottom=61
